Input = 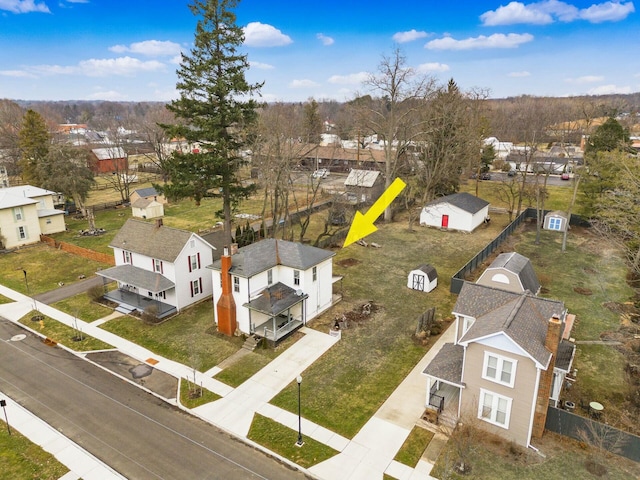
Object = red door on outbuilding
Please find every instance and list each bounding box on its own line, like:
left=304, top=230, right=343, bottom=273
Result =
left=441, top=214, right=449, bottom=228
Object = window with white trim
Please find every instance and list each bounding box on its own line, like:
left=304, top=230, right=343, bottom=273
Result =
left=312, top=266, right=317, bottom=282
left=233, top=276, right=240, bottom=293
left=192, top=278, right=201, bottom=295
left=548, top=217, right=562, bottom=231
left=462, top=316, right=475, bottom=335
left=17, top=226, right=28, bottom=239
left=478, top=389, right=512, bottom=429
left=482, top=352, right=516, bottom=388
left=123, top=251, right=132, bottom=264
left=267, top=269, right=273, bottom=285
left=294, top=270, right=300, bottom=286
left=189, top=254, right=199, bottom=271
left=13, top=207, right=23, bottom=221
left=153, top=259, right=163, bottom=273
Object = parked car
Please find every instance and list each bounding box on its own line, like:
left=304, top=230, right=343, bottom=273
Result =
left=312, top=168, right=329, bottom=179
left=561, top=172, right=570, bottom=181
left=507, top=170, right=516, bottom=177
left=480, top=172, right=492, bottom=180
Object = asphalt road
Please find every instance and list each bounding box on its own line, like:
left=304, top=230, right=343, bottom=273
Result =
left=0, top=319, right=308, bottom=480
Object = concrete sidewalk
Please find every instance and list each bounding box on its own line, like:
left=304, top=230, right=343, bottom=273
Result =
left=0, top=389, right=125, bottom=480
left=0, top=283, right=450, bottom=480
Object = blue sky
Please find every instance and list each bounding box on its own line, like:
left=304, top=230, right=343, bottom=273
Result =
left=0, top=0, right=638, bottom=102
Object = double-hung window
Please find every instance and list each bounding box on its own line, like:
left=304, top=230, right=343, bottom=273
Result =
left=233, top=276, right=240, bottom=293
left=312, top=266, right=317, bottom=282
left=294, top=270, right=300, bottom=286
left=153, top=259, right=163, bottom=273
left=478, top=388, right=512, bottom=428
left=482, top=352, right=516, bottom=388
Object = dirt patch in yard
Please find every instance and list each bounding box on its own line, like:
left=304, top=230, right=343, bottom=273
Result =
left=574, top=286, right=593, bottom=295
left=337, top=257, right=360, bottom=268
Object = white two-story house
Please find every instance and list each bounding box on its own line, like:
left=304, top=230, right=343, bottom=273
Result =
left=96, top=218, right=215, bottom=318
left=0, top=185, right=66, bottom=249
left=209, top=239, right=337, bottom=342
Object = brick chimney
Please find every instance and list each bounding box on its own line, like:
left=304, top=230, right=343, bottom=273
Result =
left=532, top=314, right=562, bottom=439
left=216, top=246, right=237, bottom=336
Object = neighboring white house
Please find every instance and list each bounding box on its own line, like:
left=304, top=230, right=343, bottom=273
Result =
left=483, top=137, right=514, bottom=159
left=96, top=218, right=215, bottom=318
left=407, top=264, right=438, bottom=292
left=544, top=211, right=569, bottom=233
left=476, top=252, right=541, bottom=295
left=210, top=239, right=338, bottom=342
left=0, top=185, right=66, bottom=249
left=420, top=192, right=490, bottom=232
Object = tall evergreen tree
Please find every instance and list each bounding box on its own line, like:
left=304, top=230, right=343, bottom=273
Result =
left=18, top=109, right=50, bottom=186
left=159, top=0, right=262, bottom=245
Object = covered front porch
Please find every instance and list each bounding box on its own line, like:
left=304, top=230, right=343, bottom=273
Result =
left=244, top=282, right=308, bottom=344
left=97, top=264, right=177, bottom=319
left=422, top=342, right=465, bottom=428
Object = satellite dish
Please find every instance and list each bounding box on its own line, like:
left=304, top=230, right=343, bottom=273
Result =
left=296, top=289, right=303, bottom=296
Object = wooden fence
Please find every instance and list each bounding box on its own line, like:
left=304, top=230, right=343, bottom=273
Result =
left=40, top=235, right=114, bottom=265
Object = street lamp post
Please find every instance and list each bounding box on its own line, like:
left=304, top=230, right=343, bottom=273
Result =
left=1, top=399, right=10, bottom=435
left=295, top=375, right=303, bottom=446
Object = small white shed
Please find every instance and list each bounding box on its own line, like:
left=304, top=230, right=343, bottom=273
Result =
left=132, top=198, right=164, bottom=219
left=544, top=210, right=568, bottom=232
left=420, top=192, right=489, bottom=233
left=407, top=264, right=437, bottom=292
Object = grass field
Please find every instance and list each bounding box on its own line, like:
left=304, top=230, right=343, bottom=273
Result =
left=0, top=428, right=69, bottom=480
left=100, top=300, right=243, bottom=371
left=18, top=310, right=113, bottom=352
left=0, top=245, right=109, bottom=295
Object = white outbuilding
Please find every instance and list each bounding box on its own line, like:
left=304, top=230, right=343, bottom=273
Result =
left=420, top=192, right=489, bottom=233
left=407, top=264, right=438, bottom=292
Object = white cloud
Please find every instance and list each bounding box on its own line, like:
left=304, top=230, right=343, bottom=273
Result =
left=416, top=62, right=450, bottom=73
left=480, top=1, right=633, bottom=26
left=79, top=57, right=165, bottom=76
left=109, top=40, right=181, bottom=57
left=327, top=72, right=369, bottom=85
left=579, top=1, right=635, bottom=23
left=243, top=22, right=292, bottom=47
left=249, top=61, right=274, bottom=70
left=392, top=29, right=429, bottom=43
left=588, top=84, right=632, bottom=94
left=33, top=56, right=166, bottom=77
left=0, top=0, right=50, bottom=13
left=508, top=71, right=531, bottom=77
left=426, top=33, right=534, bottom=50
left=565, top=75, right=604, bottom=83
left=316, top=33, right=334, bottom=46
left=85, top=90, right=127, bottom=101
left=0, top=69, right=37, bottom=78
left=289, top=79, right=321, bottom=88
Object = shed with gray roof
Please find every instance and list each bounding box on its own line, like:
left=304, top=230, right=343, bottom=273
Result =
left=420, top=192, right=489, bottom=232
left=476, top=252, right=541, bottom=295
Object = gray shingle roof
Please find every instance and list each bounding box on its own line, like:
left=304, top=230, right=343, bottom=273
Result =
left=242, top=282, right=307, bottom=316
left=415, top=264, right=437, bottom=281
left=486, top=252, right=540, bottom=293
left=344, top=169, right=381, bottom=187
left=209, top=238, right=335, bottom=277
left=110, top=219, right=206, bottom=262
left=556, top=340, right=576, bottom=372
left=425, top=192, right=489, bottom=214
left=96, top=264, right=175, bottom=292
left=133, top=187, right=159, bottom=198
left=422, top=343, right=464, bottom=386
left=456, top=282, right=565, bottom=367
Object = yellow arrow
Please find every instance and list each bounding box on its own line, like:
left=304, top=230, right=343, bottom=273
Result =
left=343, top=177, right=406, bottom=247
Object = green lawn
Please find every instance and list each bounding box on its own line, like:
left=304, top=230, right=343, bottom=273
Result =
left=179, top=378, right=221, bottom=408
left=100, top=300, right=243, bottom=371
left=0, top=427, right=69, bottom=480
left=51, top=293, right=114, bottom=323
left=394, top=426, right=435, bottom=467
left=247, top=413, right=338, bottom=469
left=213, top=333, right=303, bottom=387
left=271, top=213, right=514, bottom=438
left=0, top=294, right=12, bottom=304
left=0, top=245, right=110, bottom=295
left=18, top=310, right=113, bottom=352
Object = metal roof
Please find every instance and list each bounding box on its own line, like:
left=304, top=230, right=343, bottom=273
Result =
left=96, top=264, right=175, bottom=293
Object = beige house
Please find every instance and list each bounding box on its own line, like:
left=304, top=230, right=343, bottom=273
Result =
left=0, top=185, right=66, bottom=249
left=422, top=282, right=575, bottom=447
